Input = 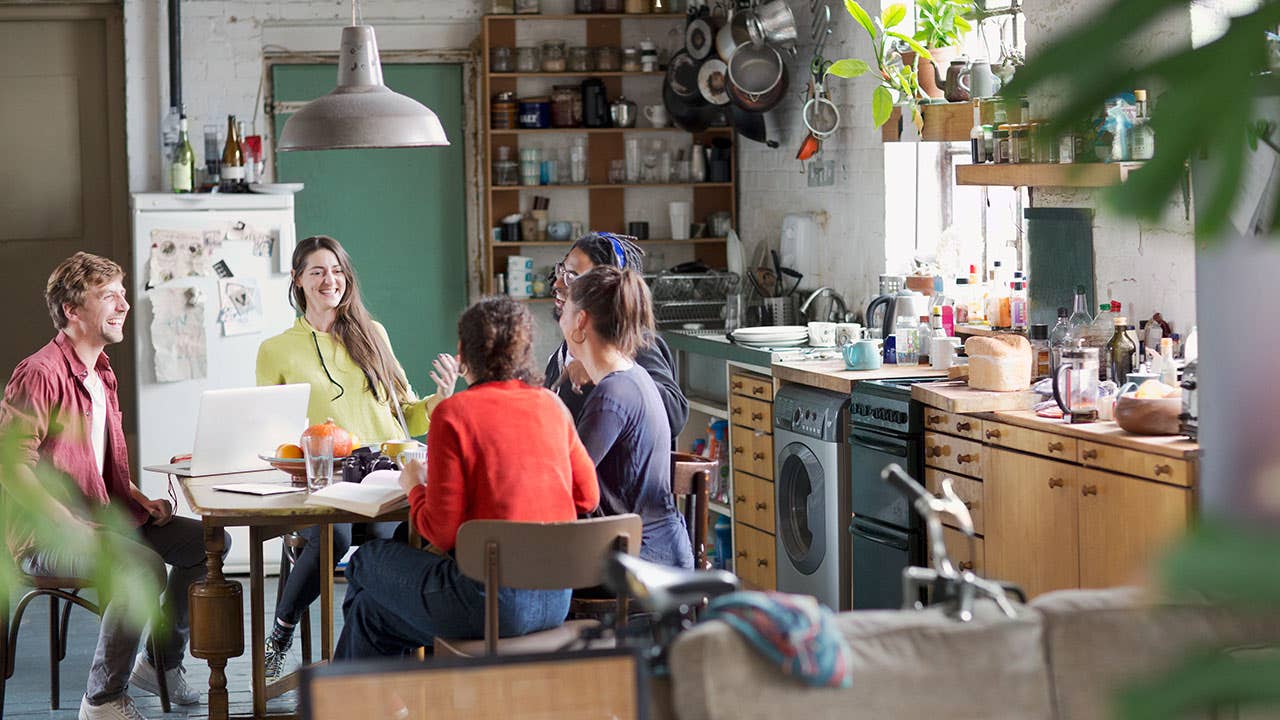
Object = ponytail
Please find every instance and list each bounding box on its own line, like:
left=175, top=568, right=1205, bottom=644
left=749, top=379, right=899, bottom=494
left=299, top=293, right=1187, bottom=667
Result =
left=569, top=266, right=655, bottom=358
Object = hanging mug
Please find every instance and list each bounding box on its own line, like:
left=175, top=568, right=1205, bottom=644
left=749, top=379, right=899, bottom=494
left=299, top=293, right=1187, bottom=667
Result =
left=969, top=59, right=1000, bottom=98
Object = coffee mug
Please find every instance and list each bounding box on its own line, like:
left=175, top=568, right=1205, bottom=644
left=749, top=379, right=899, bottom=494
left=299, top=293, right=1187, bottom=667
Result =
left=808, top=321, right=836, bottom=347
left=834, top=323, right=864, bottom=345
left=930, top=336, right=956, bottom=369
left=380, top=439, right=423, bottom=464
left=843, top=339, right=882, bottom=371
left=627, top=221, right=650, bottom=240
left=644, top=104, right=670, bottom=128
left=546, top=221, right=573, bottom=241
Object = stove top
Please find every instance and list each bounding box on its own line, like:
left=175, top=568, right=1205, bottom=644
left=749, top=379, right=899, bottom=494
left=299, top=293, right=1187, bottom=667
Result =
left=848, top=376, right=937, bottom=435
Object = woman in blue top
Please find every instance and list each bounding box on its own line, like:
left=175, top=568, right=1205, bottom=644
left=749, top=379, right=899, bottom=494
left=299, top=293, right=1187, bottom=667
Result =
left=557, top=265, right=693, bottom=568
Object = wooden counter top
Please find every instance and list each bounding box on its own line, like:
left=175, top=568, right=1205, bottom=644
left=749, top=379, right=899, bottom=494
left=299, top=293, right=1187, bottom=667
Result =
left=912, top=380, right=1040, bottom=413
left=977, top=410, right=1200, bottom=459
left=771, top=359, right=947, bottom=394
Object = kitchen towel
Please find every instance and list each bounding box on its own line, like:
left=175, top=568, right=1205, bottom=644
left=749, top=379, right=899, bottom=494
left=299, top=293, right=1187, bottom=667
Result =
left=702, top=591, right=853, bottom=688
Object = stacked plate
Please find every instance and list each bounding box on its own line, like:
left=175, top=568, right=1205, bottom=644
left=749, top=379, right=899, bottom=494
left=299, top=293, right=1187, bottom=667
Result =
left=730, top=325, right=809, bottom=348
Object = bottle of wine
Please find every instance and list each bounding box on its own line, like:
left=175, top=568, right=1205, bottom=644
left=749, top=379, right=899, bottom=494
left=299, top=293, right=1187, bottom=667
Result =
left=170, top=114, right=196, bottom=194
left=969, top=99, right=986, bottom=164
left=220, top=115, right=245, bottom=193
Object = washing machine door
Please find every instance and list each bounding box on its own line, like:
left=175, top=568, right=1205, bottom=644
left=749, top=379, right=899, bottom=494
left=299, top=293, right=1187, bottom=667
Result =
left=776, top=440, right=826, bottom=575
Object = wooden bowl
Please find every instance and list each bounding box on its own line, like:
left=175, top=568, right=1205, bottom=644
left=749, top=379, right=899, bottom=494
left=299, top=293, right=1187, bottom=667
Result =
left=1113, top=394, right=1182, bottom=435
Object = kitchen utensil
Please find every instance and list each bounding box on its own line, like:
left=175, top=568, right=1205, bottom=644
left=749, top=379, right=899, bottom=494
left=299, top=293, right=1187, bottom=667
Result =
left=803, top=94, right=840, bottom=138
left=843, top=339, right=883, bottom=371
left=866, top=290, right=928, bottom=340
left=697, top=58, right=731, bottom=105
left=796, top=132, right=820, bottom=160
left=666, top=50, right=701, bottom=98
left=663, top=81, right=715, bottom=133
left=610, top=96, right=638, bottom=127
left=1053, top=347, right=1101, bottom=423
left=715, top=7, right=758, bottom=62
left=644, top=104, right=670, bottom=127
left=944, top=58, right=972, bottom=102
left=729, top=105, right=777, bottom=147
left=969, top=59, right=1000, bottom=98
left=755, top=0, right=799, bottom=49
left=581, top=78, right=610, bottom=127
left=627, top=221, right=650, bottom=239
left=1113, top=390, right=1183, bottom=435
left=685, top=15, right=715, bottom=60
left=727, top=43, right=787, bottom=112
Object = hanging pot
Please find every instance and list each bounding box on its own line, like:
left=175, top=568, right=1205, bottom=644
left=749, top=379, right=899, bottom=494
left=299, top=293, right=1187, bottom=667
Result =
left=697, top=58, right=731, bottom=106
left=666, top=50, right=701, bottom=98
left=754, top=0, right=798, bottom=50
left=664, top=80, right=715, bottom=133
left=730, top=105, right=778, bottom=148
left=715, top=8, right=758, bottom=62
left=726, top=43, right=788, bottom=113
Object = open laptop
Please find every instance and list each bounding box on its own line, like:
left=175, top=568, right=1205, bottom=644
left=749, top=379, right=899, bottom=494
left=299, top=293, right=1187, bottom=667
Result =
left=145, top=384, right=311, bottom=477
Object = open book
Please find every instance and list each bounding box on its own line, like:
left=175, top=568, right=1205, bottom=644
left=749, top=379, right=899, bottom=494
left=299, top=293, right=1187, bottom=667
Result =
left=304, top=470, right=409, bottom=517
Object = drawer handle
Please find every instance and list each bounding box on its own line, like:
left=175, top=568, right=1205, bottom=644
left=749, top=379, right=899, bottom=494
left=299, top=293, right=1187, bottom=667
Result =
left=1048, top=477, right=1064, bottom=489
left=1047, top=441, right=1065, bottom=454
left=736, top=550, right=748, bottom=558
left=731, top=407, right=743, bottom=415
left=1154, top=464, right=1173, bottom=477
left=959, top=561, right=975, bottom=571
left=732, top=381, right=744, bottom=390
left=752, top=452, right=766, bottom=461
left=928, top=414, right=943, bottom=425
left=929, top=445, right=951, bottom=458
left=956, top=453, right=975, bottom=465
left=734, top=494, right=747, bottom=504
left=755, top=502, right=768, bottom=510
left=756, top=559, right=769, bottom=567
left=956, top=421, right=972, bottom=432
left=1081, top=484, right=1098, bottom=496
left=751, top=412, right=764, bottom=421
left=1082, top=449, right=1099, bottom=461
left=752, top=386, right=766, bottom=395
left=985, top=428, right=1002, bottom=440
left=733, top=446, right=745, bottom=455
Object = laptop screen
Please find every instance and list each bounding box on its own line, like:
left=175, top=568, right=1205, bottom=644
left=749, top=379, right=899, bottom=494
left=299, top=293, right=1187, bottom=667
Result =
left=301, top=648, right=647, bottom=720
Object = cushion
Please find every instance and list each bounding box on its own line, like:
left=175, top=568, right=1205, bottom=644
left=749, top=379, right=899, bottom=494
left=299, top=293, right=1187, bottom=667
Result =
left=434, top=619, right=607, bottom=657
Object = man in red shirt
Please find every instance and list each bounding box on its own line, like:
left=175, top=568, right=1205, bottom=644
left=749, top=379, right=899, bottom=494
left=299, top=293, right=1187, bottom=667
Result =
left=1, top=253, right=222, bottom=720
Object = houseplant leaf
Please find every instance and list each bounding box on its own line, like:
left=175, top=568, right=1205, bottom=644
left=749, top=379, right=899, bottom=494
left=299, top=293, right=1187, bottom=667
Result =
left=882, top=3, right=907, bottom=29
left=844, top=0, right=877, bottom=37
left=873, top=86, right=894, bottom=126
left=887, top=31, right=932, bottom=60
left=827, top=58, right=871, bottom=78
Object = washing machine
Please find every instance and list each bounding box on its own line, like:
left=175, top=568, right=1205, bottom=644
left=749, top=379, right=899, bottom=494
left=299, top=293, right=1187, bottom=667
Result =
left=773, top=384, right=850, bottom=611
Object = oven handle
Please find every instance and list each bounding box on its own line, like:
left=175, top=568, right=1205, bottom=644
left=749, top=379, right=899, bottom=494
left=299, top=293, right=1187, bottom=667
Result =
left=849, top=518, right=910, bottom=552
left=848, top=432, right=909, bottom=458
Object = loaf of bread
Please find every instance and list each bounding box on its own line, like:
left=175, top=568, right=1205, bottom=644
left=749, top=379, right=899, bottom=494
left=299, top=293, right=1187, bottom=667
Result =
left=964, top=334, right=1033, bottom=392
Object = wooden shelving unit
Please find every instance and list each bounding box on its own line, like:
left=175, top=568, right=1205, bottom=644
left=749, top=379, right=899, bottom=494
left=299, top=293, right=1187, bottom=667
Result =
left=481, top=13, right=738, bottom=295
left=882, top=102, right=973, bottom=142
left=955, top=162, right=1145, bottom=188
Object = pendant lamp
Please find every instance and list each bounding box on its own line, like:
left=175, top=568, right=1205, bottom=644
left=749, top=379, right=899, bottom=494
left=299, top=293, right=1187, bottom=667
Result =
left=278, top=23, right=449, bottom=151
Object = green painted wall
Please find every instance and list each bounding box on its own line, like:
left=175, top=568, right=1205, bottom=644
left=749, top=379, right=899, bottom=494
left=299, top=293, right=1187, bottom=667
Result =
left=1025, top=207, right=1096, bottom=328
left=272, top=63, right=468, bottom=396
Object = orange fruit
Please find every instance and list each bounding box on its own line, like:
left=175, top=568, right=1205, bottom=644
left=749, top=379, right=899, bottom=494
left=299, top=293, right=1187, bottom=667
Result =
left=276, top=442, right=303, bottom=459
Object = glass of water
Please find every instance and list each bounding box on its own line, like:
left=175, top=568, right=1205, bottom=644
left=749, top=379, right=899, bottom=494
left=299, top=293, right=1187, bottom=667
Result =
left=302, top=434, right=334, bottom=492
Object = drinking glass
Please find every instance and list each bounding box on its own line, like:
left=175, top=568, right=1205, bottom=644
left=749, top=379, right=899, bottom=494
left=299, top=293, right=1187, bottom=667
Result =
left=302, top=434, right=334, bottom=492
left=608, top=159, right=627, bottom=184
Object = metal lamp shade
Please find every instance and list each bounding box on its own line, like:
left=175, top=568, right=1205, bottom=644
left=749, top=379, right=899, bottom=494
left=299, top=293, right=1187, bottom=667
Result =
left=278, top=25, right=449, bottom=151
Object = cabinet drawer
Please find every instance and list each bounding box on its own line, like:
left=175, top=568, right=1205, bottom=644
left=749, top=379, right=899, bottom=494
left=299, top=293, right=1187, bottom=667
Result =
left=982, top=420, right=1077, bottom=461
left=730, top=371, right=773, bottom=403
left=939, top=526, right=984, bottom=575
left=923, top=408, right=981, bottom=441
left=733, top=471, right=775, bottom=534
left=924, top=469, right=984, bottom=536
left=924, top=432, right=985, bottom=478
left=729, top=395, right=773, bottom=434
left=734, top=522, right=777, bottom=591
left=730, top=425, right=774, bottom=479
left=1077, top=441, right=1192, bottom=487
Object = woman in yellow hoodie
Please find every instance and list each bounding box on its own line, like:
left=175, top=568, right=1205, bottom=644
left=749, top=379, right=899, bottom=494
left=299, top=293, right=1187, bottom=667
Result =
left=255, top=234, right=458, bottom=677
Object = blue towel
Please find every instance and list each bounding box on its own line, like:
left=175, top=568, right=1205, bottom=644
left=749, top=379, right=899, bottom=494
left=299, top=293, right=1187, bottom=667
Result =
left=703, top=591, right=853, bottom=688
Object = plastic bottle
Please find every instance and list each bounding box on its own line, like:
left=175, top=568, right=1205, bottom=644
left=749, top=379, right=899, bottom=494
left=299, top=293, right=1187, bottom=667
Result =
left=894, top=315, right=920, bottom=365
left=1066, top=286, right=1093, bottom=346
left=1183, top=326, right=1198, bottom=363
left=1143, top=317, right=1163, bottom=357
left=1010, top=280, right=1028, bottom=331
left=1159, top=337, right=1177, bottom=386
left=952, top=277, right=971, bottom=325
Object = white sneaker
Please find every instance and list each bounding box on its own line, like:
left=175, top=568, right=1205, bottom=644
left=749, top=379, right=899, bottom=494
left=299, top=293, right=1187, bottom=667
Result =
left=78, top=694, right=148, bottom=720
left=129, top=653, right=201, bottom=706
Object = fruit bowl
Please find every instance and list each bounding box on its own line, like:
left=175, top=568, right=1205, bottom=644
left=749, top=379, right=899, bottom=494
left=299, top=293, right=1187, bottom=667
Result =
left=1113, top=394, right=1183, bottom=436
left=258, top=454, right=344, bottom=486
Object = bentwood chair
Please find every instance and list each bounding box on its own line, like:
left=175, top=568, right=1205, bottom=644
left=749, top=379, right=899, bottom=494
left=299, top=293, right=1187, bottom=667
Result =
left=433, top=514, right=643, bottom=658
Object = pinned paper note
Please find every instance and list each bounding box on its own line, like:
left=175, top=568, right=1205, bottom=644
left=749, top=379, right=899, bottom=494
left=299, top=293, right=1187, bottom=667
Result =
left=217, top=277, right=263, bottom=336
left=148, top=229, right=215, bottom=285
left=149, top=286, right=207, bottom=382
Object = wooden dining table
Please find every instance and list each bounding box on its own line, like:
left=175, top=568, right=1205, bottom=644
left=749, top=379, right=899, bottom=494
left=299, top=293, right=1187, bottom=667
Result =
left=171, top=470, right=409, bottom=720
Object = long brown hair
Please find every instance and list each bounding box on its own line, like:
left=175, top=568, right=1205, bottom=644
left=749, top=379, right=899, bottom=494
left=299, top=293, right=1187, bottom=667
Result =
left=289, top=235, right=410, bottom=403
left=568, top=266, right=655, bottom=358
left=457, top=296, right=539, bottom=385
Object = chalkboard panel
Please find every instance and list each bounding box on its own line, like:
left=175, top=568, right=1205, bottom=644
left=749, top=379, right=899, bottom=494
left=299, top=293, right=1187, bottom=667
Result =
left=1025, top=208, right=1095, bottom=328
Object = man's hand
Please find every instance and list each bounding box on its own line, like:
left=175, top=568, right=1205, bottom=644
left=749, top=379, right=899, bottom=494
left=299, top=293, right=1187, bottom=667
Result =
left=565, top=359, right=591, bottom=394
left=139, top=497, right=174, bottom=526
left=399, top=458, right=427, bottom=495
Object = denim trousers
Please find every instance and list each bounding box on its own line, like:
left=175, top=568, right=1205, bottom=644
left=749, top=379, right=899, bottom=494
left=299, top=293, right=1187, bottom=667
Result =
left=273, top=521, right=398, bottom=625
left=333, top=539, right=571, bottom=660
left=642, top=511, right=695, bottom=569
left=21, top=516, right=224, bottom=705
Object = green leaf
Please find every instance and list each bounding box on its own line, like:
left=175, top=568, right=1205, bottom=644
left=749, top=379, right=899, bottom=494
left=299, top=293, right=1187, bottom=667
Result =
left=873, top=86, right=894, bottom=126
left=954, top=15, right=972, bottom=32
left=887, top=30, right=932, bottom=60
left=881, top=3, right=907, bottom=29
left=826, top=58, right=871, bottom=78
left=844, top=0, right=876, bottom=37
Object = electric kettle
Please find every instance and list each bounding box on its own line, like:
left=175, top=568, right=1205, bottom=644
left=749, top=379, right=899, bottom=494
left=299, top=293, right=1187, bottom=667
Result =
left=866, top=290, right=929, bottom=340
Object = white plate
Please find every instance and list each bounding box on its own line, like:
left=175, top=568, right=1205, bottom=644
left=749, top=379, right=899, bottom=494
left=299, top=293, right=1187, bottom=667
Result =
left=734, top=338, right=810, bottom=348
left=732, top=325, right=809, bottom=338
left=732, top=333, right=808, bottom=344
left=249, top=182, right=305, bottom=195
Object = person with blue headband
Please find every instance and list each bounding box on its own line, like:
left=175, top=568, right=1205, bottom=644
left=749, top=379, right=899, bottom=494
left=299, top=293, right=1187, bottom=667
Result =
left=545, top=232, right=688, bottom=439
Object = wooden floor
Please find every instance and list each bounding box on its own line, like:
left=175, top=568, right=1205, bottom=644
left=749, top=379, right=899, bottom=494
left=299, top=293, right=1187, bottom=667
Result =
left=3, top=576, right=347, bottom=719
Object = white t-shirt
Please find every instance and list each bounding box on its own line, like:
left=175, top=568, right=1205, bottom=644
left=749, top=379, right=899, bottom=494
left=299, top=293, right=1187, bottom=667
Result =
left=83, top=369, right=107, bottom=475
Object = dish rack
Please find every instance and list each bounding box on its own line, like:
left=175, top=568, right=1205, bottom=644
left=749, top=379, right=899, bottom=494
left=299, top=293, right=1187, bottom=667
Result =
left=646, top=271, right=741, bottom=333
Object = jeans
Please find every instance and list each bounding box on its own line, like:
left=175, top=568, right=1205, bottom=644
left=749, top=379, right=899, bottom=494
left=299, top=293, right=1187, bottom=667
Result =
left=642, top=512, right=694, bottom=569
left=21, top=516, right=224, bottom=705
left=273, top=521, right=398, bottom=625
left=334, top=539, right=571, bottom=660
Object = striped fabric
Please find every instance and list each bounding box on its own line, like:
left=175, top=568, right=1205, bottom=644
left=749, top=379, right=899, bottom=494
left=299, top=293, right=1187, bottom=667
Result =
left=703, top=591, right=853, bottom=689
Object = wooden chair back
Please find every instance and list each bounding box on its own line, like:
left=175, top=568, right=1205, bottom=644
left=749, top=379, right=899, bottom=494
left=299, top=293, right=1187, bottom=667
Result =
left=671, top=452, right=716, bottom=570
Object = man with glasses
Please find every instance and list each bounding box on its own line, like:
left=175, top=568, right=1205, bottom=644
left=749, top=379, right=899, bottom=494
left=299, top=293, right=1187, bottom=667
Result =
left=544, top=233, right=688, bottom=439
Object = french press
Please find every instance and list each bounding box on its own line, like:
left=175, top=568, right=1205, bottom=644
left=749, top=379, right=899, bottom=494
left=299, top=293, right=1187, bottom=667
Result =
left=1052, top=347, right=1100, bottom=423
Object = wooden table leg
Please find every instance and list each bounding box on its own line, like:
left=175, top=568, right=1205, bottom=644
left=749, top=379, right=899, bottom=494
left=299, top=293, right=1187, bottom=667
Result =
left=320, top=523, right=334, bottom=660
left=249, top=527, right=267, bottom=718
left=188, top=521, right=242, bottom=720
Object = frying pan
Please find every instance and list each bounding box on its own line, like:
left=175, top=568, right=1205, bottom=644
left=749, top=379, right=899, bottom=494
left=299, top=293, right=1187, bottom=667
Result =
left=667, top=50, right=701, bottom=99
left=730, top=105, right=778, bottom=148
left=664, top=80, right=716, bottom=133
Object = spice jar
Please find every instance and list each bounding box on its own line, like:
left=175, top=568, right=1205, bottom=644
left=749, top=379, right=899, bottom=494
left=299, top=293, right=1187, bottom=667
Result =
left=551, top=85, right=581, bottom=128
left=568, top=46, right=593, bottom=72
left=489, top=46, right=514, bottom=73
left=574, top=0, right=595, bottom=11
left=515, top=46, right=540, bottom=73
left=600, top=0, right=623, bottom=10
left=621, top=47, right=642, bottom=73
left=595, top=46, right=621, bottom=71
left=1028, top=122, right=1048, bottom=163
left=490, top=91, right=517, bottom=129
left=540, top=40, right=566, bottom=73
left=1058, top=132, right=1077, bottom=164
left=993, top=124, right=1012, bottom=164
left=1009, top=123, right=1029, bottom=164
left=625, top=0, right=650, bottom=12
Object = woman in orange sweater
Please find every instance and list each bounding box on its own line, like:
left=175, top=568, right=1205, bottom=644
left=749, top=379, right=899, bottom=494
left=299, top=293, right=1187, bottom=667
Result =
left=334, top=297, right=599, bottom=659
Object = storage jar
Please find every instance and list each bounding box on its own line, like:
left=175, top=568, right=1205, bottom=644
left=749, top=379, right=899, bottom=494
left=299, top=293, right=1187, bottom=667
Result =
left=621, top=47, right=642, bottom=72
left=517, top=97, right=552, bottom=129
left=568, top=46, right=594, bottom=72
left=540, top=40, right=567, bottom=73
left=551, top=85, right=581, bottom=128
left=489, top=46, right=514, bottom=73
left=595, top=46, right=621, bottom=71
left=490, top=91, right=517, bottom=129
left=515, top=46, right=540, bottom=73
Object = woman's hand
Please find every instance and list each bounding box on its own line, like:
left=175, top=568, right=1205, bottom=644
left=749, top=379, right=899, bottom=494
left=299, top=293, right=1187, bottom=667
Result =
left=399, top=458, right=427, bottom=495
left=430, top=353, right=461, bottom=399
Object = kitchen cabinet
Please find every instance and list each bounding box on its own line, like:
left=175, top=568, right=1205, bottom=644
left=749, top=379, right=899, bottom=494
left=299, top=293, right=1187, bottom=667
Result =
left=1077, top=468, right=1191, bottom=588
left=985, top=448, right=1081, bottom=599
left=728, top=368, right=776, bottom=590
left=734, top=522, right=776, bottom=591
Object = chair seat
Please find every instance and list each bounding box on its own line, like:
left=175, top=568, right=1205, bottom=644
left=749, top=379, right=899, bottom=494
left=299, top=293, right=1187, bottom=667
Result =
left=21, top=573, right=92, bottom=591
left=434, top=619, right=610, bottom=658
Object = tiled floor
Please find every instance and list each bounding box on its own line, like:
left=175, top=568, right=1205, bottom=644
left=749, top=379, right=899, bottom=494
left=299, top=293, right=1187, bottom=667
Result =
left=3, top=577, right=347, bottom=719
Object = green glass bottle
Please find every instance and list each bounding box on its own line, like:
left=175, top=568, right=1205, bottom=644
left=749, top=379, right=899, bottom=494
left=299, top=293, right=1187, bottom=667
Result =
left=1105, top=316, right=1136, bottom=385
left=170, top=114, right=196, bottom=193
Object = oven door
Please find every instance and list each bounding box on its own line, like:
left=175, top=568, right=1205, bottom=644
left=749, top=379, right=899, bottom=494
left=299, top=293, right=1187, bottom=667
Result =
left=847, top=425, right=920, bottom=529
left=849, top=515, right=918, bottom=610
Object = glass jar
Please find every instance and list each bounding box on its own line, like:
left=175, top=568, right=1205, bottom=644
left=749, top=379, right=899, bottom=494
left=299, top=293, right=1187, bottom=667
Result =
left=574, top=0, right=595, bottom=11
left=540, top=40, right=566, bottom=73
left=490, top=91, right=517, bottom=129
left=514, top=0, right=539, bottom=13
left=993, top=124, right=1011, bottom=164
left=493, top=159, right=520, bottom=186
left=489, top=46, right=514, bottom=73
left=621, top=47, right=642, bottom=73
left=1058, top=132, right=1077, bottom=164
left=515, top=46, right=540, bottom=73
left=595, top=46, right=621, bottom=71
left=487, top=0, right=514, bottom=13
left=600, top=0, right=623, bottom=10
left=551, top=85, right=580, bottom=128
left=1009, top=123, right=1029, bottom=164
left=568, top=46, right=593, bottom=72
left=625, top=0, right=650, bottom=12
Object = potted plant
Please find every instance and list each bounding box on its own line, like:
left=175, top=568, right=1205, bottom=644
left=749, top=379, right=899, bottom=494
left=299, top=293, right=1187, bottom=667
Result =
left=912, top=0, right=975, bottom=99
left=827, top=2, right=930, bottom=132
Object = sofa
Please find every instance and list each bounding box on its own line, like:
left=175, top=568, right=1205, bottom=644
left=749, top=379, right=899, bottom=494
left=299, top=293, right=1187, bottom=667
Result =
left=664, top=588, right=1280, bottom=720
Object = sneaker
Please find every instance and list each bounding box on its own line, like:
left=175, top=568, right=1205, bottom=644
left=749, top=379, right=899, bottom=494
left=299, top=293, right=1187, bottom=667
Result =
left=264, top=633, right=293, bottom=680
left=129, top=654, right=201, bottom=706
left=79, top=694, right=147, bottom=720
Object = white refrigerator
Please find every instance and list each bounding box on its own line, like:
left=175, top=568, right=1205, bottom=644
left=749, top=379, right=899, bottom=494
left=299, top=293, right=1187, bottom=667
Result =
left=130, top=192, right=298, bottom=573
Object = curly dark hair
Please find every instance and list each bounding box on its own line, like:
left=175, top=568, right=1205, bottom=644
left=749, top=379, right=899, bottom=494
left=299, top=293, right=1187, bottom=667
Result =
left=457, top=296, right=540, bottom=385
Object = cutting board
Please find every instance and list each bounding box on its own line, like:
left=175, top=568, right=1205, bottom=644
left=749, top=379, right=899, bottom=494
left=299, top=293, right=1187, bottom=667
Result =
left=912, top=380, right=1039, bottom=413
